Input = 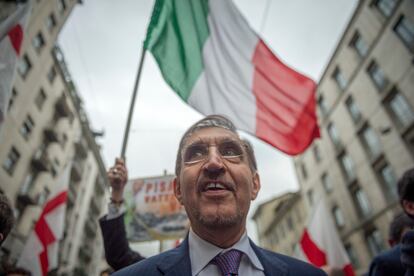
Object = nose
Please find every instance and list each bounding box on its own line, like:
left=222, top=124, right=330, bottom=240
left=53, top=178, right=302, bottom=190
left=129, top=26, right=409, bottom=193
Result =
left=202, top=146, right=225, bottom=178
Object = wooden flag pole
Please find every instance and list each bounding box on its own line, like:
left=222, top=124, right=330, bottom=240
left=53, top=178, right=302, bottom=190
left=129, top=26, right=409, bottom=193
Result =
left=120, top=47, right=147, bottom=158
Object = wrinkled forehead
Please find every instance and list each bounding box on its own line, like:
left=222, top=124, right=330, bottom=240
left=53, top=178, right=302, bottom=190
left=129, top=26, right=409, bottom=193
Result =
left=182, top=127, right=242, bottom=148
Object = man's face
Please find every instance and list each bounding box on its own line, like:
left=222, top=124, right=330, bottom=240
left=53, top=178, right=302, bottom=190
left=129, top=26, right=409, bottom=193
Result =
left=174, top=127, right=260, bottom=234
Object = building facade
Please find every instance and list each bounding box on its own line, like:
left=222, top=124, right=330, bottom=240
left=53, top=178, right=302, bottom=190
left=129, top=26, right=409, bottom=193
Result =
left=0, top=1, right=108, bottom=275
left=293, top=0, right=414, bottom=274
left=252, top=192, right=306, bottom=256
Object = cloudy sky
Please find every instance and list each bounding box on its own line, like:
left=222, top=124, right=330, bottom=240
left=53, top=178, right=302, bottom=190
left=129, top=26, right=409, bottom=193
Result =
left=59, top=0, right=357, bottom=254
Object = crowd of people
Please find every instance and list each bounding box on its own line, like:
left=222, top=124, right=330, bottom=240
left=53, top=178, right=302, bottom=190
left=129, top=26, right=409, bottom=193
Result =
left=0, top=115, right=413, bottom=275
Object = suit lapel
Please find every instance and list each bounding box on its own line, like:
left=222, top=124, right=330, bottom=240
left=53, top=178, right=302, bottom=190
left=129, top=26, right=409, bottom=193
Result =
left=156, top=238, right=192, bottom=276
left=250, top=239, right=288, bottom=276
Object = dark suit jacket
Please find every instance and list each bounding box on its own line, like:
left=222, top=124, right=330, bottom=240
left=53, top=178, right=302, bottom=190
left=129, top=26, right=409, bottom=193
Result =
left=402, top=230, right=414, bottom=276
left=113, top=237, right=326, bottom=276
left=99, top=214, right=145, bottom=271
left=368, top=245, right=405, bottom=276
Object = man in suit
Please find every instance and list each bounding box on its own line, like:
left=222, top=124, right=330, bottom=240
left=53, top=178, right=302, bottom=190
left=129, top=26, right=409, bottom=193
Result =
left=113, top=115, right=325, bottom=276
left=398, top=168, right=414, bottom=276
left=368, top=212, right=414, bottom=276
left=99, top=158, right=145, bottom=270
left=0, top=193, right=14, bottom=246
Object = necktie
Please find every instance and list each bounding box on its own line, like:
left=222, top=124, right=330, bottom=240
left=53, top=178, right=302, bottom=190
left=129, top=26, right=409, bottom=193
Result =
left=211, top=249, right=243, bottom=276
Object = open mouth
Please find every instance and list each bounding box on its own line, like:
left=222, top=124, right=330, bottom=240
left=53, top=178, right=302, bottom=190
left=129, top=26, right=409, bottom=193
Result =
left=204, top=182, right=227, bottom=191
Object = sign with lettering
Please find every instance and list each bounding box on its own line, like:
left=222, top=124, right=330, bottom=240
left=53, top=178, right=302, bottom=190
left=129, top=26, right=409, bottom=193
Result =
left=124, top=175, right=189, bottom=242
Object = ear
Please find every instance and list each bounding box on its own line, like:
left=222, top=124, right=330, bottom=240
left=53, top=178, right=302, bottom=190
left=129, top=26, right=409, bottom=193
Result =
left=250, top=172, right=261, bottom=200
left=173, top=177, right=184, bottom=205
left=402, top=200, right=414, bottom=216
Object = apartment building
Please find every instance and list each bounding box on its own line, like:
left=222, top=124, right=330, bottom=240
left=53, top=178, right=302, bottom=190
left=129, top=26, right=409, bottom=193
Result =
left=0, top=1, right=109, bottom=275
left=293, top=0, right=414, bottom=274
left=252, top=192, right=306, bottom=256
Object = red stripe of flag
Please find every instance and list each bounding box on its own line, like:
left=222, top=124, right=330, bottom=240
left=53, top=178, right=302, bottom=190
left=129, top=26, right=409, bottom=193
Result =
left=8, top=24, right=24, bottom=55
left=300, top=229, right=327, bottom=267
left=33, top=191, right=67, bottom=276
left=252, top=40, right=319, bottom=156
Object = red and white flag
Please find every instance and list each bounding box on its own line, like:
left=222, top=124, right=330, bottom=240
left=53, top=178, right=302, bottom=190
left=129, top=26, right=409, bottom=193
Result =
left=0, top=2, right=31, bottom=125
left=17, top=162, right=72, bottom=276
left=296, top=199, right=355, bottom=276
left=144, top=0, right=320, bottom=155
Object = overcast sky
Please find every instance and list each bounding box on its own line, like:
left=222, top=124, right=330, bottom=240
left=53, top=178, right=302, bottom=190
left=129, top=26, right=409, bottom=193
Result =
left=59, top=0, right=357, bottom=254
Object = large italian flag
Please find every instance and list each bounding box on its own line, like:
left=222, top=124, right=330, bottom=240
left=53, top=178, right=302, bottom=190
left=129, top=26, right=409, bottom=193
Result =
left=144, top=0, right=319, bottom=155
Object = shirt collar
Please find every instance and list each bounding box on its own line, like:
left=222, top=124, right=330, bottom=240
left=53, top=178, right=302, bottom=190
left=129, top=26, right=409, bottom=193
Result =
left=188, top=228, right=264, bottom=276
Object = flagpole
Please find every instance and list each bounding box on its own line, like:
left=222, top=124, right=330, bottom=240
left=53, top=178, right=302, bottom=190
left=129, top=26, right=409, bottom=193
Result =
left=120, top=46, right=147, bottom=158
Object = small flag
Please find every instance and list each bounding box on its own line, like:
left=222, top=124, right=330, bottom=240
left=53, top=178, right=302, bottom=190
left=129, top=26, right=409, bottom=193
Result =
left=17, top=162, right=72, bottom=276
left=295, top=199, right=355, bottom=276
left=0, top=1, right=31, bottom=125
left=144, top=0, right=319, bottom=155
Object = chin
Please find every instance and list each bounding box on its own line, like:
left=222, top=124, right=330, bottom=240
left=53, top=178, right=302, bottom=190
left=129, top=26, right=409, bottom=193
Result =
left=198, top=210, right=243, bottom=229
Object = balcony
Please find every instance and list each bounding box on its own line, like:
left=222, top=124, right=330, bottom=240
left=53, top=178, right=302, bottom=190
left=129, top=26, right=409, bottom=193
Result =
left=85, top=219, right=97, bottom=238
left=90, top=197, right=100, bottom=217
left=54, top=95, right=71, bottom=119
left=31, top=149, right=50, bottom=172
left=43, top=128, right=59, bottom=143
left=78, top=244, right=92, bottom=264
left=75, top=139, right=88, bottom=160
left=70, top=161, right=83, bottom=182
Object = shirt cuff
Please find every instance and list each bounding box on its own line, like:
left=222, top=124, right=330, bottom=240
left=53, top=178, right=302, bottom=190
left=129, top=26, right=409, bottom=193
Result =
left=106, top=202, right=126, bottom=220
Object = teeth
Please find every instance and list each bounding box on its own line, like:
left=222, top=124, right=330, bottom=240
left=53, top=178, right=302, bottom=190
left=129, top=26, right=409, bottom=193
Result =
left=205, top=183, right=225, bottom=190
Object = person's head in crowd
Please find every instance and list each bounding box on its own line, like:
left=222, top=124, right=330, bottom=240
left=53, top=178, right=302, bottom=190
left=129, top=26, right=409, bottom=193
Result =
left=388, top=212, right=414, bottom=247
left=173, top=114, right=260, bottom=247
left=100, top=267, right=114, bottom=276
left=0, top=193, right=14, bottom=246
left=397, top=168, right=414, bottom=218
left=4, top=267, right=31, bottom=276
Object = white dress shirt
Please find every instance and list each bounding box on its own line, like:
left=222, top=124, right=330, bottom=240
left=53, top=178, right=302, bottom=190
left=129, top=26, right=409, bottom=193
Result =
left=188, top=228, right=265, bottom=276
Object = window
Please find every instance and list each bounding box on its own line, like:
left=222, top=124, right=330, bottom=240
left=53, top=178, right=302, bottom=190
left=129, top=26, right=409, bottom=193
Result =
left=38, top=187, right=50, bottom=205
left=313, top=145, right=321, bottom=162
left=307, top=189, right=314, bottom=206
left=360, top=125, right=382, bottom=160
left=394, top=15, right=414, bottom=52
left=2, top=147, right=20, bottom=175
left=327, top=122, right=342, bottom=149
left=318, top=95, right=329, bottom=117
left=300, top=162, right=308, bottom=180
left=367, top=61, right=388, bottom=91
left=287, top=216, right=294, bottom=231
left=339, top=152, right=356, bottom=183
left=32, top=32, right=45, bottom=53
left=46, top=13, right=57, bottom=31
left=322, top=173, right=332, bottom=193
left=350, top=31, right=368, bottom=58
left=366, top=229, right=385, bottom=257
left=18, top=54, right=32, bottom=79
left=35, top=89, right=47, bottom=110
left=354, top=187, right=372, bottom=217
left=20, top=115, right=35, bottom=140
left=378, top=163, right=398, bottom=200
left=20, top=172, right=36, bottom=195
left=57, top=0, right=67, bottom=14
left=385, top=89, right=414, bottom=128
left=47, top=66, right=57, bottom=83
left=61, top=133, right=68, bottom=148
left=332, top=67, right=347, bottom=91
left=7, top=88, right=18, bottom=111
left=345, top=96, right=362, bottom=124
left=373, top=0, right=397, bottom=18
left=345, top=243, right=360, bottom=268
left=332, top=206, right=345, bottom=228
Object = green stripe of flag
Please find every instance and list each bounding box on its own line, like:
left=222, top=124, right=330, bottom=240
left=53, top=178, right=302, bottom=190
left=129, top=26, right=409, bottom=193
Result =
left=144, top=0, right=210, bottom=101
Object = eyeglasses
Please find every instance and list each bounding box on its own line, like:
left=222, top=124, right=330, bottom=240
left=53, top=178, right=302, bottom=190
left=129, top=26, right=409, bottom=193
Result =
left=182, top=140, right=245, bottom=165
